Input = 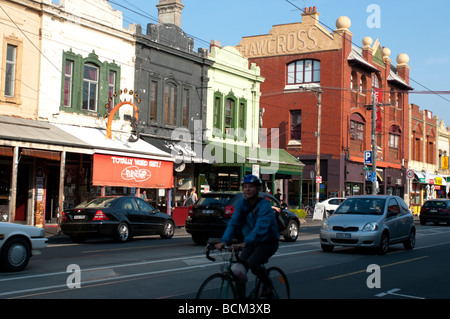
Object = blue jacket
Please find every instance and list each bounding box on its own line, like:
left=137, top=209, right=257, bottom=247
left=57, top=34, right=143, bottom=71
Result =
left=221, top=196, right=279, bottom=245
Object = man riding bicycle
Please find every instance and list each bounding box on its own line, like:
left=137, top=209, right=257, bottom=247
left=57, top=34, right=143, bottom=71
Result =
left=215, top=174, right=279, bottom=297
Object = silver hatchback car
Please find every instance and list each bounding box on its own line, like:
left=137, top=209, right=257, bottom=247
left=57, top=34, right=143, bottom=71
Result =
left=320, top=195, right=415, bottom=254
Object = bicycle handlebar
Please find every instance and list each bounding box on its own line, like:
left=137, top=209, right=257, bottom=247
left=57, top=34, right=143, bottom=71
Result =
left=205, top=244, right=241, bottom=262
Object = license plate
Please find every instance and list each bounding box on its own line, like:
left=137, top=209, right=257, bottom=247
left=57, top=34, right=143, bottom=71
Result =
left=203, top=210, right=214, bottom=214
left=336, top=232, right=351, bottom=239
left=74, top=215, right=85, bottom=220
left=430, top=209, right=437, bottom=212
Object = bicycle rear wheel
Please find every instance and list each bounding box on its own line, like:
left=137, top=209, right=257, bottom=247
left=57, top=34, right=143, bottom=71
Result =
left=196, top=273, right=237, bottom=299
left=255, top=267, right=290, bottom=299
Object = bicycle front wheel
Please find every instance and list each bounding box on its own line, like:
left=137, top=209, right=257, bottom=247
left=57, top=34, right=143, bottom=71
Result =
left=196, top=273, right=238, bottom=299
left=255, top=267, right=290, bottom=299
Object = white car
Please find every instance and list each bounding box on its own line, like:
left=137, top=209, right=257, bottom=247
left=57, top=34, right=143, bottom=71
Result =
left=0, top=222, right=48, bottom=271
left=315, top=197, right=347, bottom=218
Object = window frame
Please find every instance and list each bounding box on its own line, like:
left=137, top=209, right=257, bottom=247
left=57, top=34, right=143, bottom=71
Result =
left=287, top=59, right=321, bottom=85
left=290, top=110, right=302, bottom=141
left=60, top=50, right=120, bottom=117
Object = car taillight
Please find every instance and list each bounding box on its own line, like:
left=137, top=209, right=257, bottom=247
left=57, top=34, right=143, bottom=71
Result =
left=224, top=205, right=234, bottom=218
left=93, top=210, right=109, bottom=221
left=61, top=211, right=68, bottom=221
left=187, top=205, right=193, bottom=217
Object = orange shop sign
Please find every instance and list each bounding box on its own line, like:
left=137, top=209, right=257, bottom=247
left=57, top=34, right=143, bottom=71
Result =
left=93, top=154, right=173, bottom=189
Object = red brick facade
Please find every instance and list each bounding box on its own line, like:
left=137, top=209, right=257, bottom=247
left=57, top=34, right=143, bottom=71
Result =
left=238, top=8, right=412, bottom=203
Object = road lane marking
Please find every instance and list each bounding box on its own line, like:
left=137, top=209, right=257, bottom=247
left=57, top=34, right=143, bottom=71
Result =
left=325, top=255, right=429, bottom=280
left=375, top=288, right=425, bottom=299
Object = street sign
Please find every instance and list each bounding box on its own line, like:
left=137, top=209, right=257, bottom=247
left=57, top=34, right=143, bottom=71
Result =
left=364, top=151, right=372, bottom=164
left=406, top=169, right=414, bottom=179
left=316, top=176, right=322, bottom=184
left=366, top=171, right=377, bottom=182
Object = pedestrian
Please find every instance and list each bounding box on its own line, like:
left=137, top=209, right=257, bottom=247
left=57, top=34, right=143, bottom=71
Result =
left=183, top=187, right=198, bottom=206
left=215, top=175, right=279, bottom=298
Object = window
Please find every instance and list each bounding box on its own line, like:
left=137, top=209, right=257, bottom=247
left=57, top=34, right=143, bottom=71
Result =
left=238, top=102, right=246, bottom=130
left=63, top=60, right=74, bottom=107
left=290, top=110, right=301, bottom=140
left=182, top=88, right=190, bottom=127
left=5, top=44, right=17, bottom=97
left=164, top=83, right=176, bottom=125
left=389, top=125, right=401, bottom=148
left=224, top=98, right=235, bottom=134
left=213, top=96, right=221, bottom=130
left=150, top=81, right=158, bottom=122
left=82, top=64, right=99, bottom=112
left=350, top=113, right=364, bottom=141
left=107, top=70, right=116, bottom=112
left=414, top=138, right=420, bottom=161
left=287, top=59, right=320, bottom=84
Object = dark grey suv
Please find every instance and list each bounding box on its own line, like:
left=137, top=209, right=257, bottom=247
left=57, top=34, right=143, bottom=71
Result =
left=185, top=192, right=300, bottom=245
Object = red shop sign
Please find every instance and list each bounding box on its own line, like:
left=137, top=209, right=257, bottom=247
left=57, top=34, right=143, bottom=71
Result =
left=93, top=154, right=173, bottom=189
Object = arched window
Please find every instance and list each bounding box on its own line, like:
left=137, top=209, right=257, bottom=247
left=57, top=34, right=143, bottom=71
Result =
left=287, top=59, right=320, bottom=84
left=82, top=63, right=99, bottom=112
left=350, top=113, right=365, bottom=141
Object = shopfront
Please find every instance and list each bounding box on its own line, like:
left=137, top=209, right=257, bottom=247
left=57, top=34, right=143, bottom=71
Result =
left=410, top=171, right=447, bottom=215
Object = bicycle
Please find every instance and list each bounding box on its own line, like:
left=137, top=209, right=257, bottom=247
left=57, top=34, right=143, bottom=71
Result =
left=304, top=205, right=314, bottom=217
left=196, top=244, right=290, bottom=299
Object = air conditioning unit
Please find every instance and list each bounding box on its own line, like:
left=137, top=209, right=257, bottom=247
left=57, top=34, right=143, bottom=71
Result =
left=395, top=179, right=402, bottom=186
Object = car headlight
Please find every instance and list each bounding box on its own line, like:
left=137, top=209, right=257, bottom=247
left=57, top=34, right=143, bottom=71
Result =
left=362, top=222, right=378, bottom=231
left=322, top=219, right=331, bottom=230
left=39, top=229, right=45, bottom=238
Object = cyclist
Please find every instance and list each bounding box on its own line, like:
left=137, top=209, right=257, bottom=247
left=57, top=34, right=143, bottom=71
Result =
left=215, top=174, right=279, bottom=297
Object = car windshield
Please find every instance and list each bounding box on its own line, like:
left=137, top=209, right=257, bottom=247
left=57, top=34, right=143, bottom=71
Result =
left=197, top=195, right=235, bottom=207
left=423, top=201, right=448, bottom=208
left=75, top=197, right=118, bottom=208
left=334, top=198, right=385, bottom=215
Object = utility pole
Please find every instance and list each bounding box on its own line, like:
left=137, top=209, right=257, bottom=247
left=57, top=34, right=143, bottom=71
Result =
left=315, top=89, right=322, bottom=203
left=371, top=91, right=377, bottom=195
left=299, top=86, right=322, bottom=204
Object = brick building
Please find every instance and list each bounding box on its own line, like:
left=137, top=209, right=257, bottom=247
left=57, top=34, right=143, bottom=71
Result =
left=238, top=7, right=412, bottom=205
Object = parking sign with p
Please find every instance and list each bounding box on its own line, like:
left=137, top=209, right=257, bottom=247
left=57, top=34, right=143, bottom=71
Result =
left=364, top=151, right=372, bottom=165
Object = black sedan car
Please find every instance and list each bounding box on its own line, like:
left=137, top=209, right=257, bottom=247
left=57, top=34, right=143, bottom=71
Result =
left=420, top=199, right=450, bottom=225
left=185, top=192, right=300, bottom=245
left=61, top=196, right=175, bottom=243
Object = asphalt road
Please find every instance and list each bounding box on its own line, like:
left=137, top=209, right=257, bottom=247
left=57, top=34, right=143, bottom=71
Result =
left=1, top=219, right=449, bottom=303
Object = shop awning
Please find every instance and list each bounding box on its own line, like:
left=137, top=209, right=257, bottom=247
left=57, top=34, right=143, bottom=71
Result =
left=54, top=124, right=173, bottom=162
left=142, top=136, right=209, bottom=163
left=0, top=116, right=90, bottom=153
left=414, top=171, right=447, bottom=186
left=206, top=142, right=304, bottom=175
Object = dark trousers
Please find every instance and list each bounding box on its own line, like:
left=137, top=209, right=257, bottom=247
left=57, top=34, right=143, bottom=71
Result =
left=239, top=240, right=279, bottom=287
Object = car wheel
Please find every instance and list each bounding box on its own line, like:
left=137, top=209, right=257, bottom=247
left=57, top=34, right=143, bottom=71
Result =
left=321, top=244, right=334, bottom=252
left=283, top=220, right=299, bottom=242
left=191, top=234, right=208, bottom=245
left=0, top=237, right=31, bottom=272
left=114, top=222, right=130, bottom=243
left=419, top=219, right=426, bottom=225
left=378, top=232, right=389, bottom=254
left=160, top=220, right=175, bottom=239
left=403, top=228, right=415, bottom=250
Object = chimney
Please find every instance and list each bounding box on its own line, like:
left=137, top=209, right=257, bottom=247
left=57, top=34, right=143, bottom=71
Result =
left=156, top=0, right=184, bottom=28
left=301, top=6, right=320, bottom=25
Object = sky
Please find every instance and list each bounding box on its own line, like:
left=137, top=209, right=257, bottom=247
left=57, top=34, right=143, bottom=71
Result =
left=109, top=0, right=450, bottom=127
